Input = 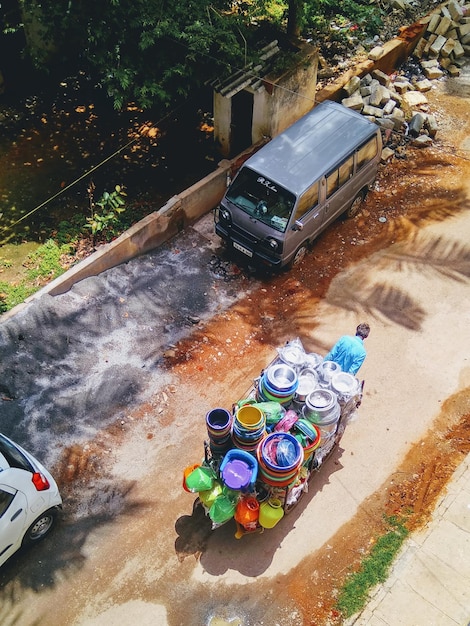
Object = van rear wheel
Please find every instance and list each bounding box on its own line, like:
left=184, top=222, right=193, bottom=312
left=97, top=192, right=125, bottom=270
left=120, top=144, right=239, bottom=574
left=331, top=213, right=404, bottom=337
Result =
left=346, top=192, right=365, bottom=218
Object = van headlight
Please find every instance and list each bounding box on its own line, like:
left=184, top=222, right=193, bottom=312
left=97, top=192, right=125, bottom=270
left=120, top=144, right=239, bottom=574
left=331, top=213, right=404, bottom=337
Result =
left=266, top=238, right=279, bottom=250
left=219, top=208, right=231, bottom=223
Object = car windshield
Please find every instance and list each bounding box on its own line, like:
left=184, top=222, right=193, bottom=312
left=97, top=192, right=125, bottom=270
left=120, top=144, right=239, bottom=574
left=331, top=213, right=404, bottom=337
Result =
left=0, top=435, right=34, bottom=473
left=225, top=167, right=295, bottom=233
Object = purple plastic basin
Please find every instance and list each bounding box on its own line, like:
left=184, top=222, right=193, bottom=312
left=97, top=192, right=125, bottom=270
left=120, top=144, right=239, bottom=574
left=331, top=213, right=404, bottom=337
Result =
left=222, top=459, right=252, bottom=490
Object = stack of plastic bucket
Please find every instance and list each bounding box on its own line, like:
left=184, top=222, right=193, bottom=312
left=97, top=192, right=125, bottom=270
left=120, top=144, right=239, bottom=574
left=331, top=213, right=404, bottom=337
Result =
left=257, top=363, right=299, bottom=406
left=293, top=418, right=321, bottom=462
left=232, top=404, right=266, bottom=452
left=303, top=389, right=341, bottom=448
left=206, top=408, right=233, bottom=455
left=257, top=432, right=304, bottom=487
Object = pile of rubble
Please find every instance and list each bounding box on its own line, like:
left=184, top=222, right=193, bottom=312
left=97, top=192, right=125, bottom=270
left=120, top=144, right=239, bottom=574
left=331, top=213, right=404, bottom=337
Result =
left=340, top=0, right=469, bottom=157
left=414, top=0, right=470, bottom=75
left=341, top=67, right=438, bottom=150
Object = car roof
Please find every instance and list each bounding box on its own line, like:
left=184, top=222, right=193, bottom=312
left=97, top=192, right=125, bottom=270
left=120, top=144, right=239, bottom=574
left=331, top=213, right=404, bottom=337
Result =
left=243, top=101, right=379, bottom=196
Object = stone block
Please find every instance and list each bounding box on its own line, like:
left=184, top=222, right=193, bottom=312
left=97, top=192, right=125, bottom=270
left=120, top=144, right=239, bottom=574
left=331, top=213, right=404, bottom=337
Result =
left=403, top=90, right=429, bottom=107
left=425, top=114, right=438, bottom=138
left=448, top=0, right=464, bottom=21
left=462, top=32, right=470, bottom=45
left=381, top=147, right=395, bottom=162
left=459, top=22, right=470, bottom=38
left=452, top=39, right=465, bottom=57
left=448, top=64, right=461, bottom=76
left=421, top=58, right=440, bottom=68
left=426, top=13, right=441, bottom=34
left=362, top=104, right=384, bottom=118
left=341, top=92, right=364, bottom=111
left=376, top=118, right=395, bottom=131
left=424, top=34, right=438, bottom=55
left=411, top=134, right=433, bottom=147
left=451, top=55, right=468, bottom=66
left=413, top=37, right=427, bottom=58
left=415, top=78, right=433, bottom=92
left=368, top=46, right=385, bottom=61
left=429, top=34, right=447, bottom=56
left=439, top=56, right=453, bottom=68
left=446, top=28, right=458, bottom=41
left=383, top=99, right=396, bottom=115
left=386, top=108, right=405, bottom=131
left=424, top=65, right=444, bottom=79
left=440, top=38, right=456, bottom=57
left=393, top=80, right=411, bottom=94
left=435, top=15, right=452, bottom=36
left=343, top=75, right=361, bottom=96
left=370, top=84, right=391, bottom=107
left=371, top=69, right=391, bottom=87
left=360, top=85, right=372, bottom=97
left=441, top=6, right=451, bottom=20
left=360, top=73, right=373, bottom=86
left=389, top=91, right=403, bottom=105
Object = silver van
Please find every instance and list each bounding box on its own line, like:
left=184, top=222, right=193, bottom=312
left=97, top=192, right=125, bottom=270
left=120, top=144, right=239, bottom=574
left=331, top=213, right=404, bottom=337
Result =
left=215, top=100, right=382, bottom=269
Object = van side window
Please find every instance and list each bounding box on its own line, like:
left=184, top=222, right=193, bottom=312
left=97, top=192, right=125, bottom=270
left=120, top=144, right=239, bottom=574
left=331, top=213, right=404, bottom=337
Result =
left=326, top=169, right=339, bottom=198
left=338, top=155, right=354, bottom=186
left=294, top=182, right=319, bottom=221
left=357, top=136, right=378, bottom=170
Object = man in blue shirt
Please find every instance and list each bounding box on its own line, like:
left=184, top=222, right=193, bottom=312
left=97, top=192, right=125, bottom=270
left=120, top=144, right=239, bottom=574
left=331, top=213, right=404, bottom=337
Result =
left=324, top=323, right=370, bottom=375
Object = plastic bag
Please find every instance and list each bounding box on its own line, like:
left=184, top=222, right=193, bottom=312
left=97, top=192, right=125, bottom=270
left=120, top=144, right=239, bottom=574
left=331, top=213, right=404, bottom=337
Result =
left=184, top=465, right=215, bottom=493
left=209, top=494, right=236, bottom=524
left=276, top=438, right=298, bottom=467
left=252, top=402, right=285, bottom=424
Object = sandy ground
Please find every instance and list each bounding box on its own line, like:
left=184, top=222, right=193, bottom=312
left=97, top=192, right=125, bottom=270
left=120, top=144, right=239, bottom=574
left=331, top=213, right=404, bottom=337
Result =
left=0, top=66, right=469, bottom=626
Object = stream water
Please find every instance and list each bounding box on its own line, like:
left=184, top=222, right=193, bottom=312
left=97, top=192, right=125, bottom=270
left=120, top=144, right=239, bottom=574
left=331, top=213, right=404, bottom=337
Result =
left=0, top=69, right=216, bottom=280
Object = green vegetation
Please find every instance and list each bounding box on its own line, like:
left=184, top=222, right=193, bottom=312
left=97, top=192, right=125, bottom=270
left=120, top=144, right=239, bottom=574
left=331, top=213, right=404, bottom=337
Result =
left=0, top=239, right=72, bottom=313
left=336, top=516, right=409, bottom=619
left=85, top=185, right=127, bottom=242
left=0, top=185, right=128, bottom=314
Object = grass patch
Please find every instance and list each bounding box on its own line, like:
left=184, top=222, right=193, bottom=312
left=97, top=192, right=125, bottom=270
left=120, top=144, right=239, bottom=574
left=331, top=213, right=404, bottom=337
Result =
left=336, top=515, right=409, bottom=619
left=0, top=239, right=74, bottom=313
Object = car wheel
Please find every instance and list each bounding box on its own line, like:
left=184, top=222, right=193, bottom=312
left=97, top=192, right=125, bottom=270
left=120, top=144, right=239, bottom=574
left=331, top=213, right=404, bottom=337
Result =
left=22, top=508, right=57, bottom=545
left=346, top=192, right=364, bottom=218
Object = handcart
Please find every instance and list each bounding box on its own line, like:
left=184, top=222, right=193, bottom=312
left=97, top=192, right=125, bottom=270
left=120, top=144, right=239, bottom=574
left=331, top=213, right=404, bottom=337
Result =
left=182, top=338, right=363, bottom=538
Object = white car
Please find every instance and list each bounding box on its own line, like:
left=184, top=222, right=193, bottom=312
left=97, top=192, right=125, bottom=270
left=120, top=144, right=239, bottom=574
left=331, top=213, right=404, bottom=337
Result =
left=0, top=433, right=62, bottom=567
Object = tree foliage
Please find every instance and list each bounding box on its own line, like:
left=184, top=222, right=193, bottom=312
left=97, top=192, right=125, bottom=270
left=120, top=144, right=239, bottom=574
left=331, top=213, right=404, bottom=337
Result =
left=20, top=0, right=266, bottom=110
left=17, top=0, right=382, bottom=110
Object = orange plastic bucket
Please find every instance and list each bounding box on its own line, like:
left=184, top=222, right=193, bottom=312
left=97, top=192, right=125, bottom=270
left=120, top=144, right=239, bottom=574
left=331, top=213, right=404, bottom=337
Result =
left=182, top=463, right=200, bottom=493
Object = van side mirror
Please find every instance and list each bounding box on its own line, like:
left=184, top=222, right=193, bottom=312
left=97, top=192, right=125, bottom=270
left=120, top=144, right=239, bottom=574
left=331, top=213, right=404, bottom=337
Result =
left=293, top=220, right=304, bottom=231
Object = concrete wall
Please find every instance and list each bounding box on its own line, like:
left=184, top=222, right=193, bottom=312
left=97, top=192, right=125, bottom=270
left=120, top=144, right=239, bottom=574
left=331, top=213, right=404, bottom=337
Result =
left=254, top=43, right=318, bottom=140
left=214, top=42, right=318, bottom=156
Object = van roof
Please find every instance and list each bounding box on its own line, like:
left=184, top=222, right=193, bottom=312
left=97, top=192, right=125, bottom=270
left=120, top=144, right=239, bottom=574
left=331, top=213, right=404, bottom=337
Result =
left=243, top=101, right=379, bottom=194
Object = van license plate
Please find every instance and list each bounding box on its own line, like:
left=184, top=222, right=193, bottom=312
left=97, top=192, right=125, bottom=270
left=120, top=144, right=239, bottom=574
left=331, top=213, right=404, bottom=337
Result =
left=233, top=242, right=253, bottom=257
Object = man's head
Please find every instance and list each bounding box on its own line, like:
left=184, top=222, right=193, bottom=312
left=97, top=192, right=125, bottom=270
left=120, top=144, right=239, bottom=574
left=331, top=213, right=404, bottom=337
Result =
left=356, top=322, right=370, bottom=339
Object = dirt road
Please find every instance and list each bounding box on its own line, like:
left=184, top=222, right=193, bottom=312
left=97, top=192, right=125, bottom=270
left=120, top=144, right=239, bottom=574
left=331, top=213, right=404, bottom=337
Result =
left=0, top=68, right=469, bottom=625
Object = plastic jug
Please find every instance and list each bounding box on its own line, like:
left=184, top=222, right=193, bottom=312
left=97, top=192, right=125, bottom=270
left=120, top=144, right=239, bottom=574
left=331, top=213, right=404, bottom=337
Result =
left=235, top=496, right=260, bottom=530
left=259, top=497, right=285, bottom=529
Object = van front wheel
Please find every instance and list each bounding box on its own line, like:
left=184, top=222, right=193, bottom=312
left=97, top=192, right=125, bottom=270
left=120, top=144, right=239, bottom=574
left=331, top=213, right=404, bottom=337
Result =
left=287, top=244, right=308, bottom=269
left=346, top=192, right=365, bottom=218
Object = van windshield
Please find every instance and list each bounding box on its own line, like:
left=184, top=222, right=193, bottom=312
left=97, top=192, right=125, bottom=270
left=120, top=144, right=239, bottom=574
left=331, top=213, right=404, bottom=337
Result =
left=225, top=167, right=296, bottom=233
